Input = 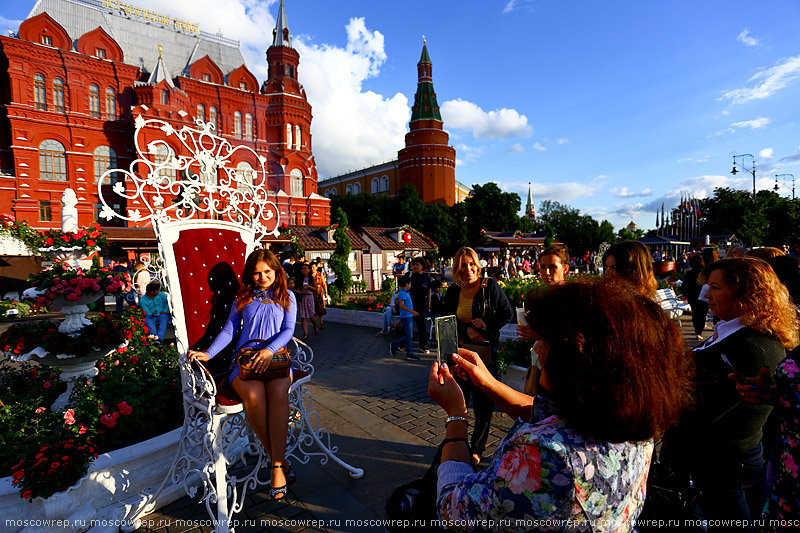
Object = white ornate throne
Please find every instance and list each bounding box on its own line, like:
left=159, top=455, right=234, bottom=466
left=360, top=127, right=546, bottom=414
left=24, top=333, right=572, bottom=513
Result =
left=97, top=116, right=362, bottom=532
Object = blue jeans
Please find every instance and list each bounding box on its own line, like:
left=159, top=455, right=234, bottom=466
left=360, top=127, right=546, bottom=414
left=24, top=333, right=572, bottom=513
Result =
left=145, top=314, right=169, bottom=340
left=383, top=308, right=398, bottom=332
left=391, top=317, right=414, bottom=353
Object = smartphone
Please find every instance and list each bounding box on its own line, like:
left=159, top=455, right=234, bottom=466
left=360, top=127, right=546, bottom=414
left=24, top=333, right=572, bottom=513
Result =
left=720, top=353, right=747, bottom=384
left=436, top=315, right=459, bottom=366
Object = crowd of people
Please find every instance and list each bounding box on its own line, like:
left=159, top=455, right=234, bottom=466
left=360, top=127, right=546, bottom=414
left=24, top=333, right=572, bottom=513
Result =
left=110, top=237, right=800, bottom=529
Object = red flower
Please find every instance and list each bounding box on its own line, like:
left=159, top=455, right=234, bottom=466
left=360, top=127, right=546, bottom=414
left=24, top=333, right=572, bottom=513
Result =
left=12, top=470, right=23, bottom=481
left=43, top=382, right=52, bottom=389
left=60, top=235, right=71, bottom=243
left=22, top=491, right=31, bottom=499
left=51, top=461, right=61, bottom=469
left=99, top=414, right=117, bottom=428
left=118, top=401, right=133, bottom=415
left=86, top=240, right=96, bottom=247
left=45, top=237, right=54, bottom=245
left=63, top=409, right=76, bottom=425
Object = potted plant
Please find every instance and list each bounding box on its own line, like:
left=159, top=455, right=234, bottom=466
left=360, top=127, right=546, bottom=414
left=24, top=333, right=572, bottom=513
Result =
left=496, top=338, right=534, bottom=392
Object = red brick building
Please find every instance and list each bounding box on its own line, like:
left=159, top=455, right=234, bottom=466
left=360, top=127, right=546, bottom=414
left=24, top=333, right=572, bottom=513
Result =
left=0, top=0, right=329, bottom=253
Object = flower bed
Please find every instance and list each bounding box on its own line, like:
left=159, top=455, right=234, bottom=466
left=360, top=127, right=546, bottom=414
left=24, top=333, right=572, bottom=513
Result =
left=329, top=291, right=391, bottom=312
left=0, top=308, right=182, bottom=500
left=28, top=261, right=126, bottom=308
left=0, top=214, right=107, bottom=257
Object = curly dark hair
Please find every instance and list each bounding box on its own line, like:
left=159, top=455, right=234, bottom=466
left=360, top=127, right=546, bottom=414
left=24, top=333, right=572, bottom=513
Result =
left=526, top=278, right=693, bottom=443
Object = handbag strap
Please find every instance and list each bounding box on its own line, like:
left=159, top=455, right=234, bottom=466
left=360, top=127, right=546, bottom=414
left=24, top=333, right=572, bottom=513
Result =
left=238, top=338, right=270, bottom=350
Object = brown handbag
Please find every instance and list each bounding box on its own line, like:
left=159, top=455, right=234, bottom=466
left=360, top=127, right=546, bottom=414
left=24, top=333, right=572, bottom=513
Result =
left=236, top=339, right=291, bottom=381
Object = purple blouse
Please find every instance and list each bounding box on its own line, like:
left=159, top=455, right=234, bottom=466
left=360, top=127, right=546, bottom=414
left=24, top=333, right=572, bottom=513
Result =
left=206, top=290, right=297, bottom=361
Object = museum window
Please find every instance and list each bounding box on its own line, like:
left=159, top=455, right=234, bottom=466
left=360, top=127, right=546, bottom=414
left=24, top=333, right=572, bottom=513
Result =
left=286, top=124, right=292, bottom=148
left=39, top=201, right=52, bottom=221
left=239, top=81, right=247, bottom=90
left=96, top=48, right=106, bottom=58
left=209, top=107, right=218, bottom=131
left=346, top=184, right=353, bottom=195
left=235, top=161, right=254, bottom=192
left=197, top=104, right=205, bottom=123
left=380, top=175, right=389, bottom=192
left=290, top=169, right=303, bottom=197
left=105, top=88, right=116, bottom=118
left=160, top=90, right=168, bottom=105
left=295, top=125, right=301, bottom=150
left=353, top=182, right=361, bottom=194
left=371, top=178, right=379, bottom=193
left=41, top=35, right=52, bottom=46
left=94, top=146, right=117, bottom=184
left=89, top=84, right=101, bottom=118
left=245, top=113, right=253, bottom=140
left=155, top=144, right=176, bottom=180
left=39, top=140, right=67, bottom=181
left=203, top=73, right=211, bottom=82
left=34, top=74, right=47, bottom=110
left=234, top=111, right=242, bottom=139
left=53, top=78, right=65, bottom=113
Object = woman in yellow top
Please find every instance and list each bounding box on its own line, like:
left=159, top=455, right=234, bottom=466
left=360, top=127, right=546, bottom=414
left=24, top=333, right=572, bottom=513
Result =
left=442, top=247, right=514, bottom=464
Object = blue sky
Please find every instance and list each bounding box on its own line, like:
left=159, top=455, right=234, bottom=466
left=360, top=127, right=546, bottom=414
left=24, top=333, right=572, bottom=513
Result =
left=3, top=0, right=800, bottom=230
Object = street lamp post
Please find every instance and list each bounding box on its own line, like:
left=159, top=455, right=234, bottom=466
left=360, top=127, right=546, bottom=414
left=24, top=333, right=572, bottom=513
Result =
left=731, top=153, right=756, bottom=203
left=774, top=173, right=796, bottom=200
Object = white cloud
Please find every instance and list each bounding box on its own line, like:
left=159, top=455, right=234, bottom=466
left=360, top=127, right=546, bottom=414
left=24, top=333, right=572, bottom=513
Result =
left=782, top=145, right=800, bottom=162
left=641, top=174, right=776, bottom=212
left=737, top=29, right=760, bottom=47
left=500, top=180, right=602, bottom=202
left=440, top=99, right=532, bottom=140
left=295, top=18, right=410, bottom=177
left=730, top=117, right=770, bottom=129
left=502, top=0, right=536, bottom=13
left=454, top=143, right=483, bottom=166
left=610, top=187, right=653, bottom=198
left=759, top=148, right=774, bottom=159
left=720, top=54, right=800, bottom=104
left=507, top=143, right=525, bottom=154
left=556, top=138, right=569, bottom=144
left=532, top=142, right=546, bottom=151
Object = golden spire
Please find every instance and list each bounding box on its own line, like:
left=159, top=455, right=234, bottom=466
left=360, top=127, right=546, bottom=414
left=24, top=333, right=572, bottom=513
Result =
left=158, top=44, right=163, bottom=58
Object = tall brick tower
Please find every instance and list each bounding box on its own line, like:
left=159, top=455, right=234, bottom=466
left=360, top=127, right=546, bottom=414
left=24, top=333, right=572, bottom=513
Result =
left=397, top=41, right=456, bottom=205
left=263, top=0, right=320, bottom=209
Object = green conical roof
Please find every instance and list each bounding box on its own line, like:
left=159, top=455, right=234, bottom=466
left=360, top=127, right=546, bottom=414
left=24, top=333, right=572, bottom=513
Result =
left=410, top=43, right=441, bottom=122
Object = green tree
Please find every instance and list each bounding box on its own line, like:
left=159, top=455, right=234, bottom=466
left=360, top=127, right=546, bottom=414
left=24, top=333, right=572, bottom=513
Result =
left=617, top=227, right=644, bottom=242
left=389, top=184, right=426, bottom=228
left=462, top=182, right=522, bottom=241
left=330, top=193, right=389, bottom=228
left=419, top=202, right=458, bottom=257
left=328, top=208, right=352, bottom=303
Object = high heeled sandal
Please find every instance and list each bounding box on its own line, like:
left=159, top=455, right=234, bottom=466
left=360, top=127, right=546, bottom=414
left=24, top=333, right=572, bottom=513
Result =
left=270, top=464, right=287, bottom=500
left=282, top=462, right=296, bottom=485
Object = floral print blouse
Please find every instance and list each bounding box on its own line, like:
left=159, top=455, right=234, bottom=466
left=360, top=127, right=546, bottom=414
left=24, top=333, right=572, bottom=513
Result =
left=437, top=397, right=653, bottom=532
left=764, top=356, right=800, bottom=530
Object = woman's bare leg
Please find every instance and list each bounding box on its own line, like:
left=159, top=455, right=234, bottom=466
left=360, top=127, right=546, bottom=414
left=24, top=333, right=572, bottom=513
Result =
left=266, top=375, right=291, bottom=495
left=300, top=317, right=308, bottom=338
left=231, top=377, right=271, bottom=457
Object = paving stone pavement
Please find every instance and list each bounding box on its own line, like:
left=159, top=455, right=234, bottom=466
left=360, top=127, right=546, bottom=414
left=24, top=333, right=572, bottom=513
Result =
left=131, top=310, right=712, bottom=533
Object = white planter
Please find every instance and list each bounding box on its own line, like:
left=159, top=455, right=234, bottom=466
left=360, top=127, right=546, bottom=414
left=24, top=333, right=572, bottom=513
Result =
left=49, top=292, right=104, bottom=334
left=324, top=307, right=383, bottom=328
left=501, top=364, right=528, bottom=393
left=0, top=428, right=190, bottom=533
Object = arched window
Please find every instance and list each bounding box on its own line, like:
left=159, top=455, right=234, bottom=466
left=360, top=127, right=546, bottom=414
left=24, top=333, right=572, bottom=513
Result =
left=105, top=88, right=116, bottom=118
left=154, top=144, right=176, bottom=180
left=290, top=168, right=303, bottom=197
left=160, top=90, right=168, bottom=105
left=245, top=113, right=253, bottom=140
left=353, top=182, right=361, bottom=194
left=371, top=177, right=379, bottom=193
left=39, top=140, right=66, bottom=181
left=197, top=104, right=205, bottom=123
left=345, top=184, right=353, bottom=195
left=234, top=111, right=242, bottom=139
left=380, top=175, right=389, bottom=192
left=89, top=84, right=100, bottom=118
left=294, top=124, right=301, bottom=150
left=34, top=74, right=47, bottom=110
left=94, top=146, right=117, bottom=184
left=286, top=124, right=292, bottom=148
left=209, top=107, right=218, bottom=131
left=53, top=78, right=65, bottom=113
left=235, top=161, right=254, bottom=192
